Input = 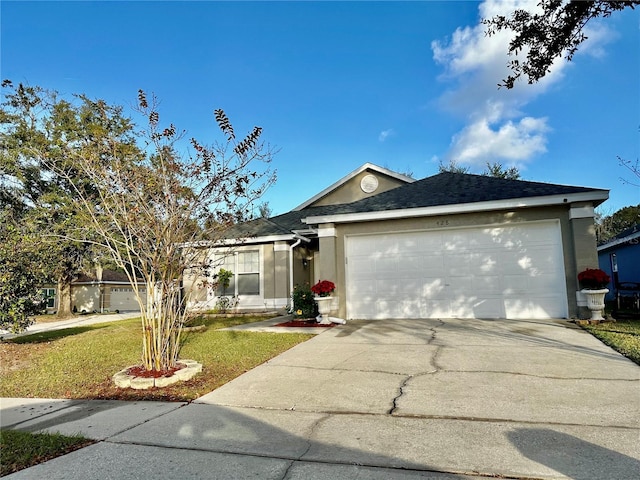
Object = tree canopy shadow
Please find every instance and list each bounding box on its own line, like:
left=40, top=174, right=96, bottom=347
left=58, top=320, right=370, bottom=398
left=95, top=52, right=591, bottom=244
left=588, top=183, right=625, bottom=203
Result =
left=507, top=427, right=640, bottom=479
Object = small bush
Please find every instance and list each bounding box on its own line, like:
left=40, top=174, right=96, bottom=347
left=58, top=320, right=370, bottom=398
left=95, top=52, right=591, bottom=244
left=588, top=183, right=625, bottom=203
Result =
left=291, top=283, right=317, bottom=318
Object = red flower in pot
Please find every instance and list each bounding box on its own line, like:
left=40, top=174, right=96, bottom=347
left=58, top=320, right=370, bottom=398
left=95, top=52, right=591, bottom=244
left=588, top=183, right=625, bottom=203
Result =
left=311, top=280, right=335, bottom=297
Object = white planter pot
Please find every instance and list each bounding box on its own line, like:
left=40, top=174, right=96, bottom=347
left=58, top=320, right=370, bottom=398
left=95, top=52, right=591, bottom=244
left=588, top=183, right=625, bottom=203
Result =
left=581, top=289, right=609, bottom=321
left=314, top=296, right=333, bottom=324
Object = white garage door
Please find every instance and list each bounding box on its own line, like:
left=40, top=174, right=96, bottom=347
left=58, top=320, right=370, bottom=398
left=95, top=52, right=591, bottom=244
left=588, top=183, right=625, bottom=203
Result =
left=110, top=287, right=145, bottom=312
left=346, top=221, right=568, bottom=320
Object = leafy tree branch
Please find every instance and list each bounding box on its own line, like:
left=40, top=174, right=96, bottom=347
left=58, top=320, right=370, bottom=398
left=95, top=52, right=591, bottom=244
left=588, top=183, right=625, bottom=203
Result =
left=483, top=1, right=639, bottom=88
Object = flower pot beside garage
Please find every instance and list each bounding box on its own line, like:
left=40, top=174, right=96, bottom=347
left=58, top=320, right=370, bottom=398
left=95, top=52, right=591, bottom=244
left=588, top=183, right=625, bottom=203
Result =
left=314, top=296, right=333, bottom=324
left=311, top=280, right=336, bottom=324
left=578, top=268, right=611, bottom=321
left=582, top=289, right=609, bottom=321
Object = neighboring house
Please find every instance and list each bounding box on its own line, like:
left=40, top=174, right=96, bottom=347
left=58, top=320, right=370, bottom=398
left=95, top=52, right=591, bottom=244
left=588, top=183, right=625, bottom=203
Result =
left=598, top=224, right=640, bottom=303
left=185, top=163, right=609, bottom=320
left=43, top=267, right=146, bottom=314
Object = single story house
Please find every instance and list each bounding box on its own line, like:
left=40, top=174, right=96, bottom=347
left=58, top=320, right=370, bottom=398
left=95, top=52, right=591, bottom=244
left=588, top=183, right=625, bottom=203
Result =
left=43, top=267, right=146, bottom=314
left=185, top=163, right=609, bottom=320
left=598, top=224, right=640, bottom=304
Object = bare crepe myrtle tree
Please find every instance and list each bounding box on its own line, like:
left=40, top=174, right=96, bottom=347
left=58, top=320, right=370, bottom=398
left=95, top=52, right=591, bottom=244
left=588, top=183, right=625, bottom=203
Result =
left=45, top=90, right=276, bottom=371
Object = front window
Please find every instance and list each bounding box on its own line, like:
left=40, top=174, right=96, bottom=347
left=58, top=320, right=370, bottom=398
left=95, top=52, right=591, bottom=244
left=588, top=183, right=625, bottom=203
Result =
left=237, top=251, right=260, bottom=295
left=40, top=288, right=56, bottom=308
left=214, top=250, right=260, bottom=296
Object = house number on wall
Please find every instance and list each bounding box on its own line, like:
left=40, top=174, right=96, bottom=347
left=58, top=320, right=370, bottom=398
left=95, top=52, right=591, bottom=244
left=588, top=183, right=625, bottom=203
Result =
left=436, top=220, right=450, bottom=227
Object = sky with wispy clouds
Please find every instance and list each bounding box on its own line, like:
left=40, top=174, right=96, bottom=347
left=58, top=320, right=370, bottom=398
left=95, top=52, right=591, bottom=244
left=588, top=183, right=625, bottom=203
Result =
left=2, top=0, right=638, bottom=214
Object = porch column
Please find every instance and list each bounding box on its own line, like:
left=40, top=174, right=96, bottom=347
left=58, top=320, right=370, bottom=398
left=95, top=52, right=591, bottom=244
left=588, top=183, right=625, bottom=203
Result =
left=273, top=241, right=289, bottom=309
left=317, top=223, right=337, bottom=284
left=317, top=222, right=339, bottom=317
left=570, top=203, right=599, bottom=319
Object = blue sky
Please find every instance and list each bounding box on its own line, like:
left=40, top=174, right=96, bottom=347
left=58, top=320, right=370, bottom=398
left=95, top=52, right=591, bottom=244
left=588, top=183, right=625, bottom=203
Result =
left=2, top=1, right=638, bottom=216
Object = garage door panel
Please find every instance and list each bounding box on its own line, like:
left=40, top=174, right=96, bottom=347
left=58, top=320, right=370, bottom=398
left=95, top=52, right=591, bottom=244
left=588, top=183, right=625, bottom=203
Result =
left=421, top=279, right=446, bottom=296
left=413, top=233, right=444, bottom=252
left=522, top=245, right=557, bottom=265
left=421, top=300, right=451, bottom=317
left=348, top=256, right=374, bottom=276
left=505, top=297, right=564, bottom=319
left=375, top=256, right=397, bottom=273
left=474, top=276, right=502, bottom=294
left=449, top=297, right=476, bottom=318
left=346, top=222, right=567, bottom=320
left=469, top=298, right=505, bottom=318
left=422, top=256, right=446, bottom=276
left=397, top=255, right=428, bottom=272
left=351, top=279, right=376, bottom=295
left=401, top=280, right=428, bottom=296
left=501, top=252, right=531, bottom=274
left=375, top=278, right=403, bottom=295
left=448, top=276, right=474, bottom=295
left=473, top=254, right=500, bottom=274
left=502, top=275, right=530, bottom=294
left=375, top=299, right=421, bottom=319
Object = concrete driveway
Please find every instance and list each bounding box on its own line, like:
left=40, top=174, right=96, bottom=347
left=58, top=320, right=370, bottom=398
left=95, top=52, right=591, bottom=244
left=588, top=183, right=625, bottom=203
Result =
left=3, top=318, right=639, bottom=479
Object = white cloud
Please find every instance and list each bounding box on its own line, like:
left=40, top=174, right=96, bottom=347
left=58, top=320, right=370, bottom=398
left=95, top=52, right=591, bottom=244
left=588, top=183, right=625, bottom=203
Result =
left=579, top=22, right=617, bottom=59
left=431, top=0, right=574, bottom=168
left=378, top=128, right=395, bottom=142
left=448, top=116, right=550, bottom=166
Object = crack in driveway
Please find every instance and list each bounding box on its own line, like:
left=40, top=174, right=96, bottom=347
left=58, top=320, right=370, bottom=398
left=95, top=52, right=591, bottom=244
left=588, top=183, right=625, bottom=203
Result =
left=388, top=320, right=446, bottom=415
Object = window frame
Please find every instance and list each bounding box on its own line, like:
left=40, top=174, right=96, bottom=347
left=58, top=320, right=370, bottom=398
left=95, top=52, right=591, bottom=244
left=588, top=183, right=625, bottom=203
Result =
left=212, top=247, right=263, bottom=300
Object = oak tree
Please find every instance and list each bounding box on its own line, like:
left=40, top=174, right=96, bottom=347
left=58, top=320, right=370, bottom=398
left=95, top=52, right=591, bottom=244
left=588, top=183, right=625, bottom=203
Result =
left=483, top=1, right=640, bottom=88
left=1, top=82, right=276, bottom=372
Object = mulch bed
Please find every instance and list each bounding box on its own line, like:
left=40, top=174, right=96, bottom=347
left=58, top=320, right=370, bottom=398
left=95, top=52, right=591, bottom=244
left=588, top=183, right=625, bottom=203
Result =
left=126, top=363, right=186, bottom=378
left=274, top=320, right=334, bottom=328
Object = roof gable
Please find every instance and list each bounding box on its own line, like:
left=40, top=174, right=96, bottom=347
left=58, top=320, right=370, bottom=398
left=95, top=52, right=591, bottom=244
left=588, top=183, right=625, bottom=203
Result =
left=294, top=163, right=414, bottom=210
left=223, top=171, right=609, bottom=240
left=320, top=172, right=608, bottom=214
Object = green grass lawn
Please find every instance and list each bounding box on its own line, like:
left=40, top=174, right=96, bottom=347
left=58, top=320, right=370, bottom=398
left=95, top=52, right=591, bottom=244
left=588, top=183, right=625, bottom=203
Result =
left=0, top=314, right=313, bottom=401
left=583, top=318, right=640, bottom=365
left=0, top=429, right=94, bottom=477
left=0, top=314, right=313, bottom=475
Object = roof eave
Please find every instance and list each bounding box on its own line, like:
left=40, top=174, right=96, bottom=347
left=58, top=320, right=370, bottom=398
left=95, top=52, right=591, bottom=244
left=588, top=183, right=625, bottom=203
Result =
left=302, top=191, right=610, bottom=225
left=597, top=230, right=640, bottom=251
left=184, top=233, right=298, bottom=248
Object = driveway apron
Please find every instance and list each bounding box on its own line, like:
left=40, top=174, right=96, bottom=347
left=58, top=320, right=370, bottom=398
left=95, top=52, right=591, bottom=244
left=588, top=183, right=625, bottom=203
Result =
left=5, top=318, right=639, bottom=479
left=189, top=319, right=640, bottom=479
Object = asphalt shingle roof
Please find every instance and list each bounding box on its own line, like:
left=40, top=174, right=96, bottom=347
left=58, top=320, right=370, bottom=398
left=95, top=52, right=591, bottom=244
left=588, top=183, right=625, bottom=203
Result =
left=321, top=172, right=603, bottom=214
left=230, top=172, right=607, bottom=238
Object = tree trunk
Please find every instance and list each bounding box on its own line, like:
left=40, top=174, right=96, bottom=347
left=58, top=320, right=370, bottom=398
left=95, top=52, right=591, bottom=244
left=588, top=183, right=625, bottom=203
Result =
left=56, top=278, right=72, bottom=317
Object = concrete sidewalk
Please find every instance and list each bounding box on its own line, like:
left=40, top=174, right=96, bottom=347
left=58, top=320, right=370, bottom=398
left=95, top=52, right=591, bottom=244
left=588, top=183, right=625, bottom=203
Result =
left=0, top=311, right=141, bottom=340
left=2, top=318, right=639, bottom=479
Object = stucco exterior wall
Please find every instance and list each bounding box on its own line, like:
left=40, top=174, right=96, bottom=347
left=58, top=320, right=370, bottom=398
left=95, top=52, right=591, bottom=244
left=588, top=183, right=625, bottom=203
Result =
left=569, top=204, right=600, bottom=318
left=272, top=242, right=290, bottom=305
left=313, top=205, right=594, bottom=320
left=262, top=243, right=276, bottom=301
left=310, top=170, right=408, bottom=207
left=292, top=245, right=314, bottom=289
left=71, top=285, right=100, bottom=313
